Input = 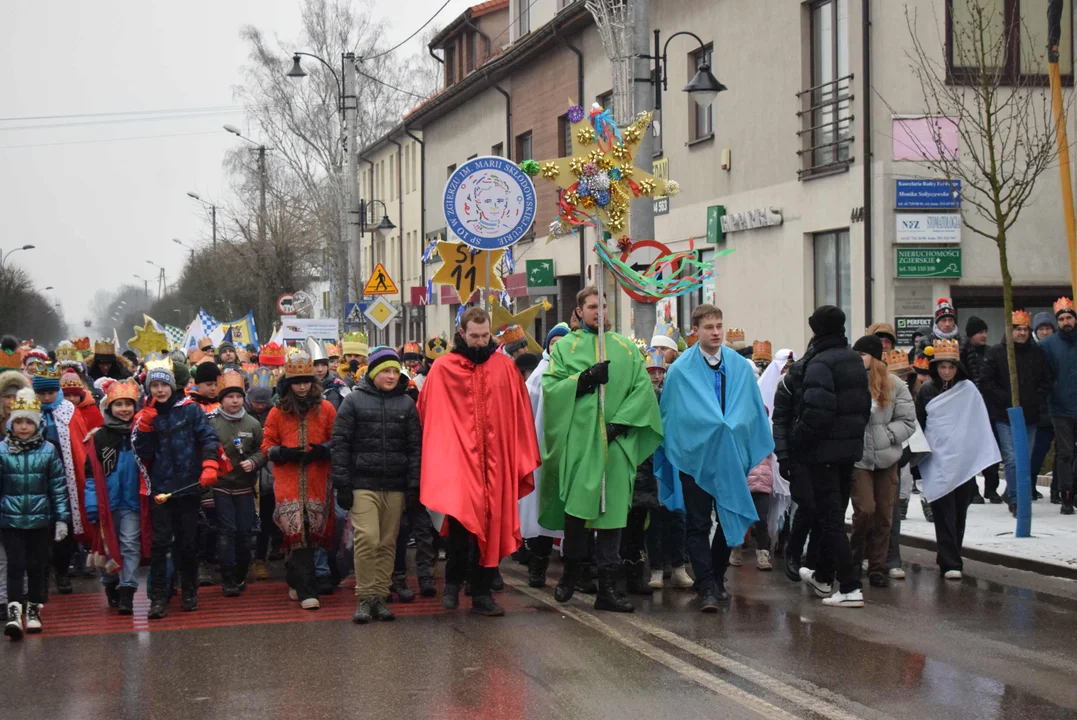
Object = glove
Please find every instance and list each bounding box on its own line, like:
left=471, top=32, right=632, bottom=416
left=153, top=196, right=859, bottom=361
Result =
left=136, top=400, right=157, bottom=433
left=348, top=359, right=361, bottom=374
left=275, top=446, right=306, bottom=464
left=778, top=458, right=792, bottom=481
left=54, top=521, right=68, bottom=543
left=405, top=488, right=420, bottom=510
left=307, top=443, right=331, bottom=462
left=336, top=487, right=354, bottom=511
left=199, top=459, right=219, bottom=488
left=576, top=361, right=611, bottom=398
left=606, top=423, right=629, bottom=443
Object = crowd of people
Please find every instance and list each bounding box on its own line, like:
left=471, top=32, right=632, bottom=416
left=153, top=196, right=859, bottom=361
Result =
left=1, top=291, right=1075, bottom=638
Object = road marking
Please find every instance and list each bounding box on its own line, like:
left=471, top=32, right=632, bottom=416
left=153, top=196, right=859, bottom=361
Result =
left=506, top=577, right=800, bottom=719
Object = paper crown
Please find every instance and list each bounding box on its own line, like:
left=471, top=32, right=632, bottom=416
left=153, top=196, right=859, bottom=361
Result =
left=913, top=354, right=931, bottom=372
left=752, top=340, right=773, bottom=362
left=105, top=379, right=141, bottom=406
left=30, top=363, right=62, bottom=380
left=258, top=342, right=287, bottom=367
left=725, top=328, right=745, bottom=343
left=55, top=342, right=78, bottom=364
left=684, top=329, right=699, bottom=348
left=653, top=321, right=680, bottom=343
left=325, top=343, right=341, bottom=358
left=94, top=340, right=116, bottom=356
left=1055, top=297, right=1076, bottom=317
left=341, top=332, right=369, bottom=357
left=646, top=347, right=667, bottom=371
left=142, top=353, right=174, bottom=374
left=1012, top=310, right=1032, bottom=327
left=60, top=371, right=85, bottom=392
left=402, top=342, right=422, bottom=360
left=9, top=387, right=41, bottom=415
left=425, top=336, right=448, bottom=360
left=284, top=350, right=315, bottom=379
left=72, top=337, right=91, bottom=353
left=0, top=348, right=24, bottom=371
left=217, top=370, right=246, bottom=396
left=197, top=337, right=214, bottom=351
left=496, top=324, right=526, bottom=345
left=929, top=339, right=961, bottom=363
left=885, top=349, right=911, bottom=374
left=248, top=367, right=278, bottom=389
left=236, top=348, right=251, bottom=364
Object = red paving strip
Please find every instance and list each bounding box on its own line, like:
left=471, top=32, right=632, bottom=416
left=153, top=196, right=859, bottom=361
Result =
left=32, top=580, right=534, bottom=639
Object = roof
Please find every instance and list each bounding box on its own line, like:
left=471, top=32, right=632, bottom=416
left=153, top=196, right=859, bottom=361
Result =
left=429, top=0, right=509, bottom=48
left=470, top=0, right=509, bottom=18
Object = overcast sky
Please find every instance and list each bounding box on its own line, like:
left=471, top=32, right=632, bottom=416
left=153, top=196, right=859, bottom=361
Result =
left=2, top=0, right=471, bottom=335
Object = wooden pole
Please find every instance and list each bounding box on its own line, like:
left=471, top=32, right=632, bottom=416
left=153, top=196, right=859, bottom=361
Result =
left=1050, top=61, right=1077, bottom=297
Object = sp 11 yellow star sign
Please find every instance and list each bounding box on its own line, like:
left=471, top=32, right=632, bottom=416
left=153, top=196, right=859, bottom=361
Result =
left=430, top=241, right=505, bottom=305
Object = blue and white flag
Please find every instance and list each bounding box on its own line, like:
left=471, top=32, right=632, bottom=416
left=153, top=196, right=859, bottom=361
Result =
left=422, top=240, right=438, bottom=263
left=426, top=279, right=434, bottom=304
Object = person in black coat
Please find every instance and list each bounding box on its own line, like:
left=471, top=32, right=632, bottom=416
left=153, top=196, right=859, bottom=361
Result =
left=977, top=311, right=1053, bottom=514
left=787, top=306, right=871, bottom=608
left=960, top=316, right=993, bottom=503
left=330, top=347, right=421, bottom=624
left=772, top=360, right=819, bottom=584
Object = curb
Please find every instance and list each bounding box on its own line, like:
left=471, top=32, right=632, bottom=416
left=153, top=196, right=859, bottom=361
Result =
left=895, top=531, right=1077, bottom=582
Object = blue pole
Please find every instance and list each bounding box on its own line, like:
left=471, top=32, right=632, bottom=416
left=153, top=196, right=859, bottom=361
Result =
left=1008, top=406, right=1032, bottom=538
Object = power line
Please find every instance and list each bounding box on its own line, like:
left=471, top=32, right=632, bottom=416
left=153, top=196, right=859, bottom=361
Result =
left=488, top=0, right=542, bottom=48
left=0, top=105, right=242, bottom=123
left=0, top=109, right=244, bottom=133
left=356, top=68, right=428, bottom=100
left=0, top=130, right=221, bottom=150
left=364, top=0, right=454, bottom=61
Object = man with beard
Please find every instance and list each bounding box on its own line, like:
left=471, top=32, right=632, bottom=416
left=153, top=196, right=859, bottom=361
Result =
left=962, top=316, right=995, bottom=503
left=88, top=340, right=132, bottom=382
left=417, top=308, right=540, bottom=616
left=1040, top=298, right=1077, bottom=515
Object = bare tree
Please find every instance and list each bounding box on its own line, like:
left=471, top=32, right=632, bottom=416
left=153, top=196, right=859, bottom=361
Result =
left=890, top=0, right=1064, bottom=409
left=0, top=266, right=66, bottom=345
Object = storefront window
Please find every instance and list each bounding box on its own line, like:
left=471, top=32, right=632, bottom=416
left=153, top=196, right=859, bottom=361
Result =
left=813, top=229, right=851, bottom=338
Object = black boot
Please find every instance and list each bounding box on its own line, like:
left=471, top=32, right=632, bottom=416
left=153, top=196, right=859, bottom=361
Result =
left=418, top=575, right=437, bottom=597
left=970, top=490, right=985, bottom=505
left=575, top=561, right=598, bottom=594
left=527, top=555, right=549, bottom=588
left=391, top=576, right=416, bottom=603
left=491, top=568, right=505, bottom=592
left=1062, top=492, right=1075, bottom=516
left=181, top=587, right=198, bottom=612
left=784, top=550, right=802, bottom=583
left=593, top=565, right=634, bottom=613
left=441, top=582, right=460, bottom=610
left=470, top=595, right=505, bottom=616
left=624, top=561, right=654, bottom=596
left=554, top=560, right=578, bottom=603
left=55, top=572, right=73, bottom=595
left=147, top=597, right=169, bottom=620
left=117, top=587, right=135, bottom=616
left=104, top=581, right=120, bottom=609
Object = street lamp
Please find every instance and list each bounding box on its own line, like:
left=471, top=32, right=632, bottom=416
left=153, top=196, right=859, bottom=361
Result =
left=134, top=274, right=150, bottom=297
left=186, top=191, right=218, bottom=248
left=0, top=244, right=35, bottom=269
left=172, top=237, right=195, bottom=260
left=639, top=30, right=728, bottom=112
left=146, top=260, right=166, bottom=301
left=360, top=199, right=396, bottom=233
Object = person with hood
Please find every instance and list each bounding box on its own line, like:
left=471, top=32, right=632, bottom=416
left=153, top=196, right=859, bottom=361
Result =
left=419, top=308, right=540, bottom=617
left=978, top=311, right=1052, bottom=516
left=331, top=347, right=421, bottom=624
left=61, top=371, right=103, bottom=434
left=849, top=337, right=916, bottom=589
left=543, top=290, right=662, bottom=614
left=88, top=341, right=132, bottom=382
left=961, top=316, right=995, bottom=503
left=1039, top=297, right=1077, bottom=514
left=519, top=323, right=569, bottom=589
left=784, top=306, right=871, bottom=608
left=1031, top=312, right=1058, bottom=502
left=260, top=350, right=337, bottom=610
left=655, top=304, right=772, bottom=611
left=916, top=341, right=1000, bottom=579
left=0, top=372, right=30, bottom=432
left=1, top=388, right=69, bottom=640
left=133, top=358, right=221, bottom=618
left=85, top=379, right=148, bottom=615
left=756, top=348, right=798, bottom=576
left=867, top=322, right=897, bottom=353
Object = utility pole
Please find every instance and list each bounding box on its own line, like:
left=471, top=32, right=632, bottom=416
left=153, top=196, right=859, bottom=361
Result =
left=629, top=0, right=656, bottom=339
left=343, top=52, right=361, bottom=307
left=258, top=145, right=268, bottom=332
left=212, top=204, right=217, bottom=249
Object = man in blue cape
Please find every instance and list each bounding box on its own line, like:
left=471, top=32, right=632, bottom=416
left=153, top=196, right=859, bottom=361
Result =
left=654, top=304, right=773, bottom=611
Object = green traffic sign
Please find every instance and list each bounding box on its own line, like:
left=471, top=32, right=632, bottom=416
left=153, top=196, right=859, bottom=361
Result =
left=707, top=205, right=725, bottom=244
left=896, top=247, right=962, bottom=278
left=526, top=259, right=555, bottom=288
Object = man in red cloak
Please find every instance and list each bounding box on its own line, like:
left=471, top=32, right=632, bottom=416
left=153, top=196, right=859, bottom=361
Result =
left=418, top=307, right=540, bottom=616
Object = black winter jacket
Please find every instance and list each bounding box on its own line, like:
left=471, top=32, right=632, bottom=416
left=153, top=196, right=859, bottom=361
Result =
left=789, top=334, right=871, bottom=465
left=961, top=339, right=988, bottom=384
left=977, top=340, right=1053, bottom=425
left=330, top=377, right=421, bottom=493
left=772, top=373, right=795, bottom=463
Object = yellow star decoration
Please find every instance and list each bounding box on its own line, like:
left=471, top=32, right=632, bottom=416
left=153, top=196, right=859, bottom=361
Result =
left=429, top=241, right=505, bottom=305
left=491, top=296, right=552, bottom=354
left=127, top=323, right=170, bottom=357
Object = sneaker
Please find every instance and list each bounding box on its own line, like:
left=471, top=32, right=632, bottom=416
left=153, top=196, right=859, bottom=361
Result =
left=899, top=497, right=910, bottom=519
left=252, top=559, right=270, bottom=581
left=5, top=602, right=24, bottom=641
left=888, top=567, right=906, bottom=580
left=822, top=589, right=864, bottom=608
left=470, top=595, right=505, bottom=616
left=352, top=598, right=373, bottom=624
left=648, top=569, right=665, bottom=590
left=756, top=550, right=772, bottom=571
left=943, top=570, right=963, bottom=580
left=181, top=588, right=198, bottom=612
left=55, top=573, right=73, bottom=595
left=370, top=598, right=395, bottom=621
left=729, top=547, right=743, bottom=567
left=1051, top=491, right=1062, bottom=505
left=300, top=597, right=321, bottom=610
left=222, top=580, right=241, bottom=598
left=799, top=568, right=832, bottom=598
left=287, top=588, right=298, bottom=601
left=868, top=572, right=889, bottom=588
left=418, top=575, right=438, bottom=597
left=860, top=559, right=869, bottom=573
left=198, top=564, right=215, bottom=587
left=24, top=603, right=42, bottom=634
left=1033, top=488, right=1044, bottom=500
left=1062, top=502, right=1075, bottom=516
left=784, top=553, right=802, bottom=583
left=670, top=566, right=694, bottom=589
left=441, top=582, right=461, bottom=610
left=117, top=587, right=135, bottom=615
left=921, top=498, right=934, bottom=522
left=147, top=598, right=169, bottom=620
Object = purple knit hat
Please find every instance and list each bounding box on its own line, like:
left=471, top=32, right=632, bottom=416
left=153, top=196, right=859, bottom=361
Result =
left=365, top=346, right=401, bottom=382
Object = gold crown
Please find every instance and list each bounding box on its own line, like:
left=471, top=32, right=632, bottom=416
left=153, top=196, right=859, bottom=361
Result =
left=913, top=354, right=931, bottom=372
left=325, top=343, right=341, bottom=358
left=1012, top=310, right=1032, bottom=327
left=55, top=342, right=78, bottom=363
left=72, top=337, right=92, bottom=353
left=30, top=363, right=62, bottom=380
left=197, top=337, right=214, bottom=351
left=725, top=328, right=745, bottom=343
left=1055, top=297, right=1075, bottom=316
left=931, top=339, right=961, bottom=363
left=105, top=379, right=141, bottom=406
left=496, top=324, right=526, bottom=345
left=885, top=349, right=911, bottom=374
left=402, top=342, right=422, bottom=357
left=60, top=372, right=85, bottom=390
left=217, top=370, right=246, bottom=396
left=425, top=337, right=448, bottom=360
left=94, top=340, right=116, bottom=356
left=752, top=340, right=772, bottom=362
left=284, top=350, right=315, bottom=378
left=10, top=387, right=41, bottom=414
left=142, top=353, right=174, bottom=373
left=0, top=348, right=24, bottom=371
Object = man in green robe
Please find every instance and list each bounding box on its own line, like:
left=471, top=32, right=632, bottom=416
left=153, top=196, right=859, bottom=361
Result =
left=542, top=288, right=662, bottom=612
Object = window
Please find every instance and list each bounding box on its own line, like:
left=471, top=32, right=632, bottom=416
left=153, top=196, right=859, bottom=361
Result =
left=445, top=45, right=456, bottom=86
left=515, top=131, right=533, bottom=162
left=652, top=69, right=663, bottom=157
left=597, top=90, right=613, bottom=114
left=948, top=0, right=1072, bottom=82
left=800, top=0, right=852, bottom=175
left=518, top=0, right=531, bottom=36
left=467, top=153, right=478, bottom=160
left=558, top=114, right=572, bottom=156
left=390, top=155, right=396, bottom=201
left=411, top=142, right=418, bottom=192
left=447, top=163, right=456, bottom=179
left=467, top=33, right=477, bottom=73
left=689, top=45, right=714, bottom=142
left=813, top=230, right=852, bottom=338
left=491, top=142, right=504, bottom=157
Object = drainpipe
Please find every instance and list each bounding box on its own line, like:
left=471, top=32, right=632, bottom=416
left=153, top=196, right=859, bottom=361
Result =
left=361, top=156, right=376, bottom=328
left=389, top=136, right=404, bottom=345
left=405, top=126, right=427, bottom=340
left=554, top=26, right=587, bottom=283
left=862, top=0, right=874, bottom=325
left=486, top=71, right=511, bottom=159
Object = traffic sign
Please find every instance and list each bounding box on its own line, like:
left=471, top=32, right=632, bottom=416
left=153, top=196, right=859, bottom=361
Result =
left=363, top=263, right=398, bottom=295
left=430, top=241, right=505, bottom=305
left=277, top=293, right=296, bottom=315
left=343, top=302, right=365, bottom=326
left=364, top=297, right=399, bottom=329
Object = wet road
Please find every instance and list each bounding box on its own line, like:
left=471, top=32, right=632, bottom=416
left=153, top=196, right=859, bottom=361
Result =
left=3, top=546, right=1077, bottom=720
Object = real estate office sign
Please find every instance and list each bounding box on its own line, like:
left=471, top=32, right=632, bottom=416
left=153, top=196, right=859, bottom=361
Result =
left=895, top=212, right=962, bottom=244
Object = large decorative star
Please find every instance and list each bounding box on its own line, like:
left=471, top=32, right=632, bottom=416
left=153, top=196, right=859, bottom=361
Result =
left=430, top=241, right=505, bottom=305
left=127, top=323, right=169, bottom=358
left=491, top=296, right=552, bottom=354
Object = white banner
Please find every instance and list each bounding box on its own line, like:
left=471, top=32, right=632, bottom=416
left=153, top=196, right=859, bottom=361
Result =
left=279, top=318, right=340, bottom=341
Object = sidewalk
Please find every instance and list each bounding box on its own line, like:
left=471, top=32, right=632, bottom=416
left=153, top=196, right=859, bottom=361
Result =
left=844, top=476, right=1077, bottom=580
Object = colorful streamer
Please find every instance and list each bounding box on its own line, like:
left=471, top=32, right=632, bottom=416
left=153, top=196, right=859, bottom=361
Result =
left=594, top=241, right=734, bottom=301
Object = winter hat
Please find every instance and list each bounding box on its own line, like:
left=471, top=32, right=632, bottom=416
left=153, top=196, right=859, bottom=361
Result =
left=172, top=360, right=191, bottom=388
left=514, top=352, right=541, bottom=377
left=0, top=371, right=29, bottom=399
left=1033, top=311, right=1056, bottom=333
left=193, top=361, right=222, bottom=385
left=866, top=322, right=897, bottom=346
left=934, top=297, right=957, bottom=323
left=144, top=356, right=177, bottom=391
left=401, top=342, right=423, bottom=362
left=965, top=315, right=988, bottom=338
left=366, top=346, right=401, bottom=382
left=808, top=305, right=846, bottom=337
left=60, top=371, right=86, bottom=398
left=8, top=387, right=42, bottom=426
left=217, top=340, right=237, bottom=356
left=30, top=366, right=61, bottom=393
left=544, top=323, right=570, bottom=353
left=247, top=386, right=273, bottom=405
left=853, top=335, right=884, bottom=361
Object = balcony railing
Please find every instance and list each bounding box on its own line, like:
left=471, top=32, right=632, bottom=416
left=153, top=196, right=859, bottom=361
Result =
left=797, top=73, right=854, bottom=180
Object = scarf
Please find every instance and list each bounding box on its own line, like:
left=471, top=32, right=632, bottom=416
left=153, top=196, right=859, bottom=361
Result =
left=219, top=406, right=246, bottom=421
left=451, top=334, right=498, bottom=365
left=7, top=428, right=45, bottom=454
left=933, top=323, right=961, bottom=341
left=103, top=409, right=132, bottom=434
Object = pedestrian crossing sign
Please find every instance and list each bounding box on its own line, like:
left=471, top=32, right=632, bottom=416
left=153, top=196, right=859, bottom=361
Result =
left=363, top=263, right=398, bottom=296
left=344, top=302, right=365, bottom=325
